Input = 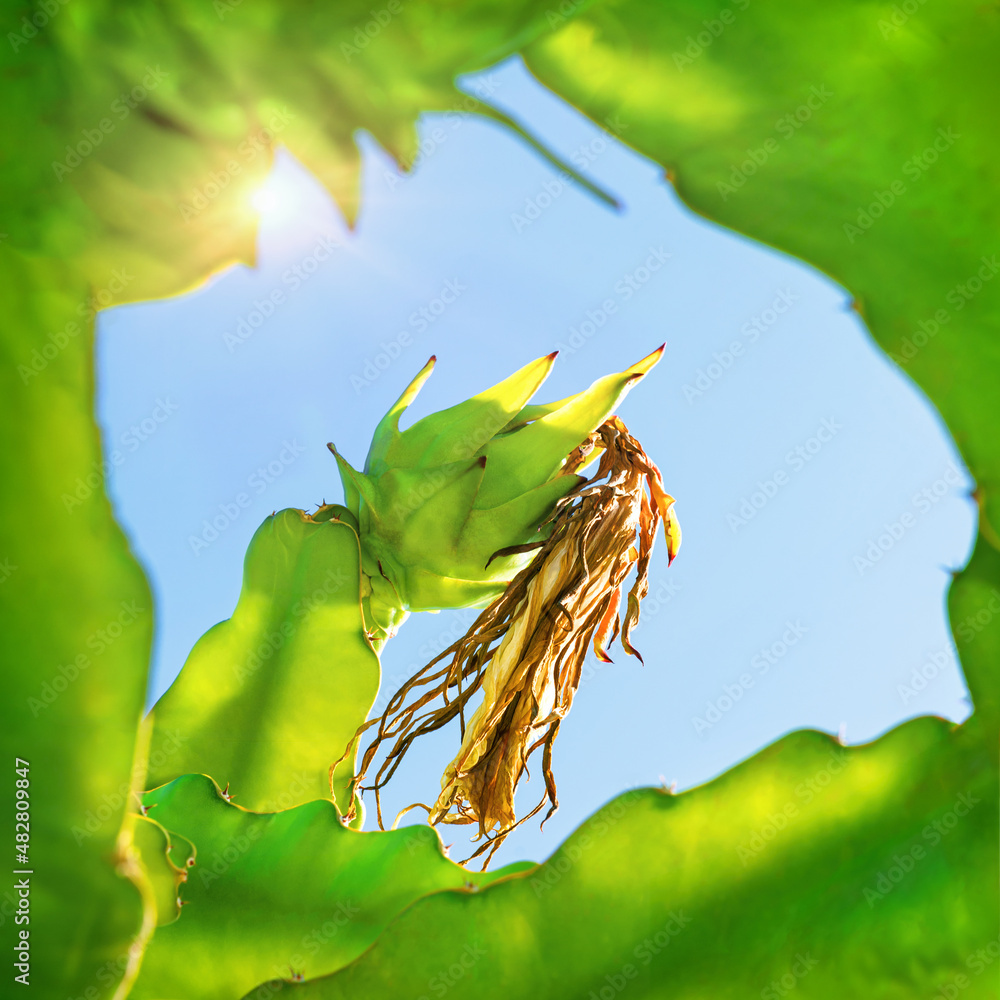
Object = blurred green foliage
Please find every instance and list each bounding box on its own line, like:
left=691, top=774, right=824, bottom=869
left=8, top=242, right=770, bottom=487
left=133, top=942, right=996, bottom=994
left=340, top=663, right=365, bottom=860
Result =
left=2, top=0, right=996, bottom=997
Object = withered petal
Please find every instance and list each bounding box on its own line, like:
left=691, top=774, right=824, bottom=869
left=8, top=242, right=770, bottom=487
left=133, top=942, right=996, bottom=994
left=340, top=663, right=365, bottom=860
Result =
left=342, top=416, right=680, bottom=865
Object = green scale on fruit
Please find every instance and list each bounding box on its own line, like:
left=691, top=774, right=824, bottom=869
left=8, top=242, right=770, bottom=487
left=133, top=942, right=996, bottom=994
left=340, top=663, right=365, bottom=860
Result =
left=330, top=346, right=665, bottom=640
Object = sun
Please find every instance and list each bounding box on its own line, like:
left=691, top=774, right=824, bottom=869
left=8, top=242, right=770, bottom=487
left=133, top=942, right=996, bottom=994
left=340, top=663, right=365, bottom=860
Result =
left=250, top=187, right=281, bottom=214
left=249, top=169, right=301, bottom=222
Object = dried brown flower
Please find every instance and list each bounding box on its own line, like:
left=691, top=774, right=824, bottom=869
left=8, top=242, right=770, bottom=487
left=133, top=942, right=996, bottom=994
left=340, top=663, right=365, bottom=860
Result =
left=344, top=416, right=680, bottom=866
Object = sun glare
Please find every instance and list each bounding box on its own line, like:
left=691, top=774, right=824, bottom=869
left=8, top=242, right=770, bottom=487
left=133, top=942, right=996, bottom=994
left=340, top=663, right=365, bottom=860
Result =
left=250, top=170, right=301, bottom=222
left=250, top=187, right=279, bottom=214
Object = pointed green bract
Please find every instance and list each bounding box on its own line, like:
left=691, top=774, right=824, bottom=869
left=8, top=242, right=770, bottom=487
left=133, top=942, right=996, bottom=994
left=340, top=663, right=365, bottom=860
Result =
left=367, top=357, right=437, bottom=477
left=367, top=353, right=557, bottom=475
left=458, top=475, right=583, bottom=569
left=475, top=351, right=660, bottom=509
left=146, top=507, right=378, bottom=814
left=335, top=347, right=664, bottom=622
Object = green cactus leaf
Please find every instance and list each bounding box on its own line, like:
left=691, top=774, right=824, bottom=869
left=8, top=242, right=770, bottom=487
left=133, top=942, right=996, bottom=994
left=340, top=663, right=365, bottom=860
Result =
left=0, top=255, right=153, bottom=997
left=525, top=0, right=1000, bottom=538
left=146, top=508, right=378, bottom=814
left=130, top=774, right=533, bottom=1000
left=6, top=29, right=604, bottom=996
left=4, top=1, right=584, bottom=309
left=131, top=815, right=194, bottom=928
left=7, top=1, right=1000, bottom=997
left=237, top=708, right=995, bottom=998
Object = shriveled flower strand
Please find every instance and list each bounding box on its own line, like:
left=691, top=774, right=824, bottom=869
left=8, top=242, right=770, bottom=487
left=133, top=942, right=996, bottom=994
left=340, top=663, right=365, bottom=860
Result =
left=342, top=415, right=679, bottom=866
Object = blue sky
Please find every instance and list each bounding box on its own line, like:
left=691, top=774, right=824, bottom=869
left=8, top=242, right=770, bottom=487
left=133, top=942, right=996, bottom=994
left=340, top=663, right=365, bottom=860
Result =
left=96, top=58, right=976, bottom=866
